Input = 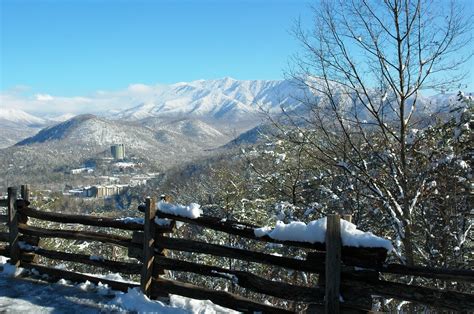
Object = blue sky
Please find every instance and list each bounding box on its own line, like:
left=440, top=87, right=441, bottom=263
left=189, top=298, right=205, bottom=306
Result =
left=1, top=0, right=312, bottom=96
left=1, top=0, right=473, bottom=99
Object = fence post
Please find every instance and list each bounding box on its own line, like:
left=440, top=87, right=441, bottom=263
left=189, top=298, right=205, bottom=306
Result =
left=325, top=214, right=341, bottom=314
left=19, top=184, right=30, bottom=224
left=7, top=187, right=20, bottom=267
left=20, top=184, right=30, bottom=202
left=141, top=197, right=156, bottom=296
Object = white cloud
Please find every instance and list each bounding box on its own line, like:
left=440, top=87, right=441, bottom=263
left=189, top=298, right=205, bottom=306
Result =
left=0, top=83, right=159, bottom=117
left=127, top=83, right=153, bottom=93
left=35, top=93, right=54, bottom=101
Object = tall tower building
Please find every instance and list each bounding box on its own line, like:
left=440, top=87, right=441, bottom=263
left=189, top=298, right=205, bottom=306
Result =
left=111, top=144, right=125, bottom=161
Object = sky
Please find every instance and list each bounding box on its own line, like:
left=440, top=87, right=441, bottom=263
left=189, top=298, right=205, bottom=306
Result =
left=1, top=0, right=312, bottom=97
left=1, top=0, right=473, bottom=116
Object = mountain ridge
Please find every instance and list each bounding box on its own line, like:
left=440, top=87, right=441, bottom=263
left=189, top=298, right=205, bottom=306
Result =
left=109, top=77, right=302, bottom=122
left=1, top=78, right=469, bottom=150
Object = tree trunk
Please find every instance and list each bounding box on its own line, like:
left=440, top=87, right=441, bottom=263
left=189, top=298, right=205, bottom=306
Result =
left=402, top=221, right=415, bottom=266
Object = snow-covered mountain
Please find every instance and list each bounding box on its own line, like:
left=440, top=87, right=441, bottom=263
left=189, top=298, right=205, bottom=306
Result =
left=110, top=77, right=303, bottom=122
left=109, top=77, right=464, bottom=126
left=0, top=108, right=46, bottom=126
left=2, top=78, right=467, bottom=152
left=0, top=78, right=306, bottom=147
left=46, top=113, right=77, bottom=122
left=0, top=109, right=49, bottom=148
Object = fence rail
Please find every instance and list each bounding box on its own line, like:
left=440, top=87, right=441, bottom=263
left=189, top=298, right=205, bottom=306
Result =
left=1, top=185, right=473, bottom=313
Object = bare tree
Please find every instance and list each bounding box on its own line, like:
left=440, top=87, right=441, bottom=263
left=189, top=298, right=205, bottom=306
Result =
left=288, top=0, right=472, bottom=266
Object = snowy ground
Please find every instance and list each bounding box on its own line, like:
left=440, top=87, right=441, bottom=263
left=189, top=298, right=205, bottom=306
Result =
left=0, top=275, right=121, bottom=313
left=0, top=256, right=237, bottom=313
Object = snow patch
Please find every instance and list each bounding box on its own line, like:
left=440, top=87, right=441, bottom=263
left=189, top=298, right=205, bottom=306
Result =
left=109, top=287, right=185, bottom=313
left=78, top=280, right=96, bottom=292
left=254, top=217, right=393, bottom=251
left=0, top=263, right=24, bottom=277
left=170, top=294, right=240, bottom=314
left=116, top=217, right=144, bottom=224
left=254, top=226, right=272, bottom=237
left=157, top=201, right=202, bottom=219
left=155, top=217, right=172, bottom=226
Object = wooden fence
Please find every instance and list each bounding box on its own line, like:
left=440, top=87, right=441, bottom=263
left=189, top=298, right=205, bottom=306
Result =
left=0, top=185, right=473, bottom=313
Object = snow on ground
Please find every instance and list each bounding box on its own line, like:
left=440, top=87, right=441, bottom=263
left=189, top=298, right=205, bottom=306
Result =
left=0, top=270, right=122, bottom=313
left=254, top=217, right=393, bottom=251
left=0, top=256, right=238, bottom=313
left=113, top=287, right=238, bottom=314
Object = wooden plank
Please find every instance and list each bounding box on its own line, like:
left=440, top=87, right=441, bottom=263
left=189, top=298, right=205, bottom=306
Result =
left=128, top=231, right=144, bottom=259
left=128, top=224, right=176, bottom=260
left=376, top=263, right=474, bottom=283
left=20, top=262, right=139, bottom=293
left=141, top=197, right=156, bottom=296
left=21, top=246, right=141, bottom=274
left=156, top=211, right=323, bottom=250
left=307, top=248, right=386, bottom=268
left=0, top=245, right=39, bottom=263
left=156, top=235, right=324, bottom=273
left=157, top=256, right=370, bottom=312
left=154, top=255, right=327, bottom=302
left=345, top=278, right=474, bottom=312
left=0, top=231, right=8, bottom=242
left=0, top=233, right=38, bottom=246
left=18, top=223, right=140, bottom=249
left=18, top=207, right=145, bottom=231
left=307, top=268, right=326, bottom=313
left=325, top=214, right=341, bottom=314
left=8, top=187, right=20, bottom=267
left=157, top=211, right=388, bottom=266
left=151, top=277, right=293, bottom=314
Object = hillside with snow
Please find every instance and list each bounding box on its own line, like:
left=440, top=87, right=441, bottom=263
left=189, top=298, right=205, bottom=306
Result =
left=0, top=113, right=235, bottom=180
left=16, top=114, right=232, bottom=152
left=0, top=109, right=79, bottom=148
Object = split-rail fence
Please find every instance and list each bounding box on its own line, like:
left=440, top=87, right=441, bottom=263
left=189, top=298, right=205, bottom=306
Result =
left=0, top=185, right=473, bottom=313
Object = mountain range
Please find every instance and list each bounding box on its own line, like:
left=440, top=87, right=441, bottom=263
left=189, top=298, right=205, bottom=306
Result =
left=0, top=77, right=465, bottom=181
left=0, top=77, right=306, bottom=148
left=110, top=77, right=302, bottom=123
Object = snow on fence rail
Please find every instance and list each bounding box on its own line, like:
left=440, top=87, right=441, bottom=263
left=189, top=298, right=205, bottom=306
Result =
left=1, top=185, right=473, bottom=313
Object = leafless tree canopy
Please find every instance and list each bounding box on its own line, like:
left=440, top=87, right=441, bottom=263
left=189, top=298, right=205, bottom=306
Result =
left=285, top=0, right=472, bottom=266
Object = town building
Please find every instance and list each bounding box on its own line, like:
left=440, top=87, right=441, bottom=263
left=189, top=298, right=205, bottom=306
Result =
left=111, top=144, right=125, bottom=161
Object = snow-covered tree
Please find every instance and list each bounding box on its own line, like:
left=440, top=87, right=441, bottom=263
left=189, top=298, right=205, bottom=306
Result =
left=286, top=0, right=472, bottom=266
